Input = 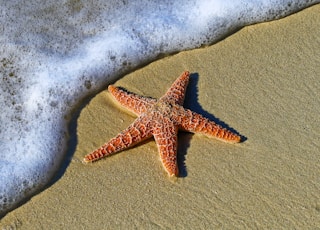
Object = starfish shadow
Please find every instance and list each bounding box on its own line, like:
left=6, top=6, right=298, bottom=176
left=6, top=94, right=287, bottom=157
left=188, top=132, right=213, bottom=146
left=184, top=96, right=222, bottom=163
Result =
left=176, top=72, right=245, bottom=177
left=185, top=73, right=243, bottom=137
left=177, top=132, right=193, bottom=177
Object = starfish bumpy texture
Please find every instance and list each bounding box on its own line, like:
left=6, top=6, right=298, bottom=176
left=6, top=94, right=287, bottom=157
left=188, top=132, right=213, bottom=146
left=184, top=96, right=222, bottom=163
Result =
left=83, top=71, right=241, bottom=177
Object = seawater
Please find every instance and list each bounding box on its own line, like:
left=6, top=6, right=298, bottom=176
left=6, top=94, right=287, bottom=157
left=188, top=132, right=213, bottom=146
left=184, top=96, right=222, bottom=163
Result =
left=0, top=0, right=318, bottom=216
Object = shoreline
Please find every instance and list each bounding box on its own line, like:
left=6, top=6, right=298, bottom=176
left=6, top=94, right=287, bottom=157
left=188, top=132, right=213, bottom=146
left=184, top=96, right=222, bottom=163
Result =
left=1, top=4, right=320, bottom=229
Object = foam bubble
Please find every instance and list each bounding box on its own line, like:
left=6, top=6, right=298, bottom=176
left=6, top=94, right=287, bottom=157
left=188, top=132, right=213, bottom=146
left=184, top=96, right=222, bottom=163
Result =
left=0, top=0, right=318, bottom=216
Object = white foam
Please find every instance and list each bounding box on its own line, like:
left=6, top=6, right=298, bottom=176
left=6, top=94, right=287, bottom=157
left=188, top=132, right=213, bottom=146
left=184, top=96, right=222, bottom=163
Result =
left=0, top=0, right=318, bottom=216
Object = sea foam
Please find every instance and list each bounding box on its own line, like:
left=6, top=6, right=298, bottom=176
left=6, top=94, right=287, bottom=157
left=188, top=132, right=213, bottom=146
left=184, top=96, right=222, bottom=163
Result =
left=0, top=0, right=318, bottom=216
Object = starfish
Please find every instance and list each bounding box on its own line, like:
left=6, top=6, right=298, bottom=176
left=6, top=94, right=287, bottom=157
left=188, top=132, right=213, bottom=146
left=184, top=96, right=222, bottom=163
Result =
left=83, top=71, right=241, bottom=177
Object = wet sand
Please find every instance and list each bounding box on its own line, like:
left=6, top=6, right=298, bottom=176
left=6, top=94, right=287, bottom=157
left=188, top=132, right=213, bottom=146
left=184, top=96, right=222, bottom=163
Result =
left=1, top=4, right=320, bottom=229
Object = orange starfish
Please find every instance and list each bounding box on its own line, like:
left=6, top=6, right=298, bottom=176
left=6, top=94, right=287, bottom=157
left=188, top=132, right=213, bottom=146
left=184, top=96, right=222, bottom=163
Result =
left=83, top=71, right=241, bottom=177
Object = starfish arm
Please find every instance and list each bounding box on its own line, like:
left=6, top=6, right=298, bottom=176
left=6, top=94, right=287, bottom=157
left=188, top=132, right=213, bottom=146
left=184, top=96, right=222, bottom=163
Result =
left=83, top=115, right=153, bottom=163
left=108, top=85, right=156, bottom=115
left=176, top=107, right=241, bottom=143
left=153, top=117, right=179, bottom=177
left=160, top=71, right=190, bottom=105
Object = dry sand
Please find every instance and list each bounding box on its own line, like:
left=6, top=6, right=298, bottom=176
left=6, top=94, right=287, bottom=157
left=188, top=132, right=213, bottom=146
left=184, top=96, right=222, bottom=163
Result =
left=1, top=4, right=320, bottom=229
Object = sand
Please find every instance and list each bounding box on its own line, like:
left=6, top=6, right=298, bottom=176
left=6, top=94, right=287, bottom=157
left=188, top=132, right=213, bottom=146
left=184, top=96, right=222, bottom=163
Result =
left=1, top=4, right=320, bottom=229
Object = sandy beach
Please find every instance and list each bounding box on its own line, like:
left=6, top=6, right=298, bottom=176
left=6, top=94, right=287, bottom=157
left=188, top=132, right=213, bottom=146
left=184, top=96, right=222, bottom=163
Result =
left=1, top=4, right=320, bottom=229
